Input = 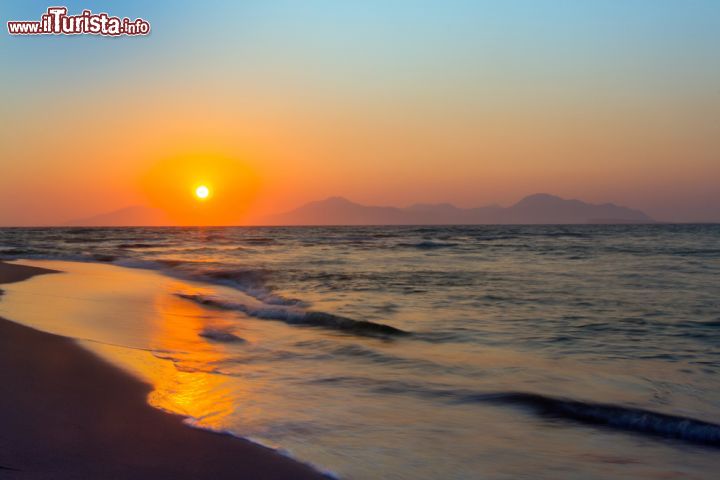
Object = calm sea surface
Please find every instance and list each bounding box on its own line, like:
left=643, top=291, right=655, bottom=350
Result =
left=1, top=225, right=719, bottom=479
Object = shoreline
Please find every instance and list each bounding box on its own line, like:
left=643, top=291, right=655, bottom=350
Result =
left=0, top=261, right=327, bottom=479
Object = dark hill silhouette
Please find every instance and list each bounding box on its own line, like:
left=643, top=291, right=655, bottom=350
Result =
left=64, top=206, right=172, bottom=227
left=64, top=194, right=653, bottom=226
left=263, top=194, right=653, bottom=225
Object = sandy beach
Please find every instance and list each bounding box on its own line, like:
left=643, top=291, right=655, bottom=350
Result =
left=0, top=261, right=326, bottom=480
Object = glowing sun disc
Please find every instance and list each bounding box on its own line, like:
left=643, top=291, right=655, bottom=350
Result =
left=195, top=185, right=210, bottom=200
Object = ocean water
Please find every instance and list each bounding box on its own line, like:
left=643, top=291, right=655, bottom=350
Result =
left=1, top=225, right=720, bottom=479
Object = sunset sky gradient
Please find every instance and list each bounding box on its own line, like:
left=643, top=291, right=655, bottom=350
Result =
left=1, top=0, right=719, bottom=225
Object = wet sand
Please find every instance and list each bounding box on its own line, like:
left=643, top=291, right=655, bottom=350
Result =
left=0, top=261, right=326, bottom=479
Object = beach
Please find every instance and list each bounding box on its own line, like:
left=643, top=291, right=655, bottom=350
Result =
left=0, top=225, right=719, bottom=479
left=0, top=261, right=325, bottom=480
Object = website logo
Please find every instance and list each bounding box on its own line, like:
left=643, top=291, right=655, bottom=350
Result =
left=7, top=6, right=150, bottom=36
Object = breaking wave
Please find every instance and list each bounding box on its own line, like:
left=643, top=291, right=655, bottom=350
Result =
left=198, top=328, right=246, bottom=343
left=177, top=293, right=409, bottom=337
left=469, top=392, right=720, bottom=447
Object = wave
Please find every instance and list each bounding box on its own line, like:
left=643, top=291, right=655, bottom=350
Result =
left=92, top=254, right=117, bottom=262
left=0, top=250, right=110, bottom=264
left=240, top=237, right=277, bottom=245
left=305, top=376, right=720, bottom=447
left=473, top=234, right=518, bottom=241
left=111, top=258, right=302, bottom=307
left=185, top=267, right=304, bottom=306
left=538, top=231, right=590, bottom=238
left=468, top=392, right=720, bottom=447
left=0, top=245, right=298, bottom=309
left=201, top=267, right=269, bottom=286
left=117, top=243, right=159, bottom=249
left=198, top=328, right=246, bottom=343
left=0, top=248, right=41, bottom=256
left=62, top=228, right=98, bottom=234
left=177, top=293, right=409, bottom=337
left=398, top=240, right=458, bottom=250
left=62, top=237, right=112, bottom=243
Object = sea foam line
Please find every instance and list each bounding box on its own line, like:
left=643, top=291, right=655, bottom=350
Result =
left=469, top=392, right=720, bottom=447
left=176, top=293, right=409, bottom=337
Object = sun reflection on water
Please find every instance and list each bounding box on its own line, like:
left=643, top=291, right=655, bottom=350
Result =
left=84, top=287, right=242, bottom=430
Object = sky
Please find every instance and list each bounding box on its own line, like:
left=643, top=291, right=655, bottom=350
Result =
left=1, top=0, right=719, bottom=225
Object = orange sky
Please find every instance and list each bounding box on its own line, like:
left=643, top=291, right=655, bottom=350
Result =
left=1, top=1, right=719, bottom=225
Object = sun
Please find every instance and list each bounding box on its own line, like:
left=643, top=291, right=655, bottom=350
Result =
left=194, top=185, right=210, bottom=200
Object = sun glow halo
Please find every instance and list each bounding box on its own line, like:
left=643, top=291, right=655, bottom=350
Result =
left=195, top=185, right=210, bottom=200
left=141, top=153, right=260, bottom=225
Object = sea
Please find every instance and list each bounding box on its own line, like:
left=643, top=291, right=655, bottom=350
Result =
left=1, top=224, right=719, bottom=479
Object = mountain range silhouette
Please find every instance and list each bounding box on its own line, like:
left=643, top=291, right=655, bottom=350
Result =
left=264, top=193, right=653, bottom=225
left=66, top=194, right=653, bottom=226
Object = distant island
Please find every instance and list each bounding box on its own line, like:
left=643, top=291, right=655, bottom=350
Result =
left=65, top=206, right=172, bottom=227
left=64, top=194, right=653, bottom=227
left=262, top=193, right=653, bottom=226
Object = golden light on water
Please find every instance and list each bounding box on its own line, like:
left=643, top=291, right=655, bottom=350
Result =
left=0, top=261, right=241, bottom=431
